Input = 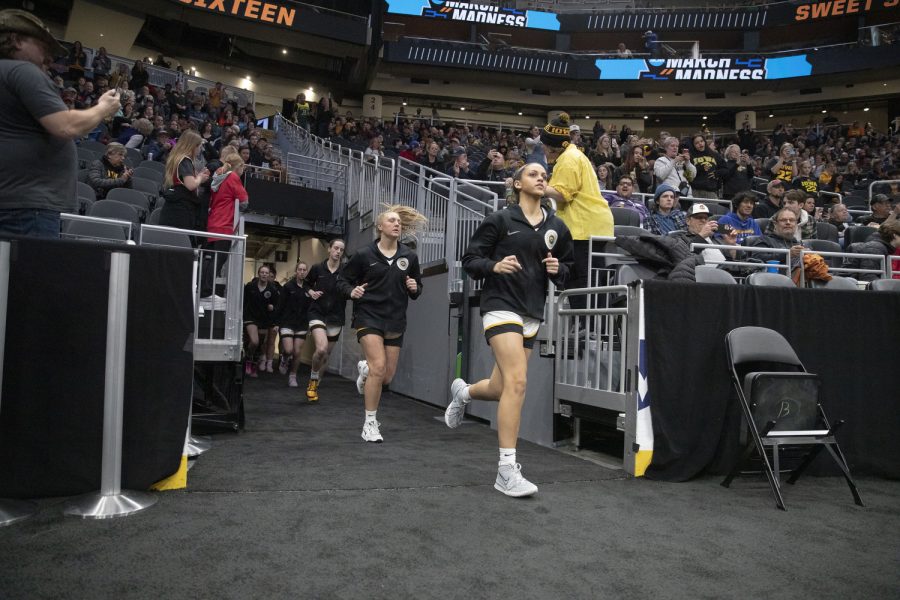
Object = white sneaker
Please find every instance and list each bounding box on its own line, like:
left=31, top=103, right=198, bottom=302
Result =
left=495, top=463, right=538, bottom=497
left=200, top=294, right=227, bottom=311
left=288, top=374, right=298, bottom=387
left=356, top=360, right=369, bottom=395
left=444, top=378, right=470, bottom=429
left=361, top=420, right=383, bottom=443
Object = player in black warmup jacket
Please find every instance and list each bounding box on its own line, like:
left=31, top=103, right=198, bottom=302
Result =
left=276, top=261, right=312, bottom=388
left=444, top=163, right=574, bottom=497
left=243, top=264, right=280, bottom=378
left=303, top=239, right=346, bottom=402
left=338, top=205, right=426, bottom=443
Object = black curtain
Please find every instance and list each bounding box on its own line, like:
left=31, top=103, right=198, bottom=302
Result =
left=642, top=280, right=900, bottom=481
left=0, top=237, right=195, bottom=498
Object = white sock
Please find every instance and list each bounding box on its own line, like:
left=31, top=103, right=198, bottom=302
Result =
left=365, top=410, right=377, bottom=423
left=499, top=448, right=516, bottom=467
left=310, top=370, right=319, bottom=380
left=461, top=385, right=471, bottom=404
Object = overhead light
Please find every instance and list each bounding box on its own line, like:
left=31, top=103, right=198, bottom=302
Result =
left=883, top=83, right=888, bottom=87
left=246, top=75, right=252, bottom=81
left=702, top=116, right=707, bottom=120
left=768, top=113, right=774, bottom=118
left=821, top=107, right=827, bottom=113
left=585, top=115, right=590, bottom=119
left=281, top=49, right=288, bottom=55
left=402, top=101, right=408, bottom=106
left=863, top=107, right=870, bottom=112
left=658, top=95, right=663, bottom=99
left=460, top=107, right=466, bottom=111
left=643, top=115, right=648, bottom=120
left=99, top=33, right=104, bottom=37
left=517, top=111, right=522, bottom=116
left=148, top=58, right=153, bottom=64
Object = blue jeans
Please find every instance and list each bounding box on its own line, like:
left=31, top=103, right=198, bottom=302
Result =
left=0, top=209, right=61, bottom=239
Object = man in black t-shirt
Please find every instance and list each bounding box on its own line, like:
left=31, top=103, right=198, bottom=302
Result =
left=0, top=9, right=120, bottom=237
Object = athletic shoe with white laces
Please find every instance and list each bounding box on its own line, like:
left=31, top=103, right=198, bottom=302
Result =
left=494, top=463, right=538, bottom=497
left=288, top=374, right=298, bottom=387
left=356, top=360, right=369, bottom=395
left=361, top=420, right=383, bottom=443
left=265, top=359, right=274, bottom=373
left=444, top=378, right=470, bottom=429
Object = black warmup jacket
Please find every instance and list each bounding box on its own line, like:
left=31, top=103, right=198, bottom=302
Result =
left=243, top=279, right=280, bottom=326
left=304, top=260, right=347, bottom=326
left=463, top=204, right=574, bottom=320
left=276, top=279, right=312, bottom=329
left=337, top=241, right=423, bottom=332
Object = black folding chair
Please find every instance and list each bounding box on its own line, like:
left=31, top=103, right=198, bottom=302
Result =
left=811, top=275, right=858, bottom=290
left=803, top=239, right=842, bottom=268
left=722, top=326, right=863, bottom=510
left=815, top=221, right=839, bottom=243
left=106, top=188, right=150, bottom=221
left=610, top=207, right=641, bottom=227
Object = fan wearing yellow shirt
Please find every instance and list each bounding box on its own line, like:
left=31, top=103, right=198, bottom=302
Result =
left=540, top=112, right=614, bottom=312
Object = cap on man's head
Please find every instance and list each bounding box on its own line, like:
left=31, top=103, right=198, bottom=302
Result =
left=687, top=203, right=710, bottom=217
left=767, top=179, right=785, bottom=193
left=569, top=124, right=581, bottom=134
left=0, top=9, right=66, bottom=57
left=871, top=193, right=890, bottom=207
left=152, top=128, right=171, bottom=139
left=541, top=112, right=571, bottom=148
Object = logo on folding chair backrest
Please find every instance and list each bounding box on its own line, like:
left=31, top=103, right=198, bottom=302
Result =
left=751, top=377, right=819, bottom=432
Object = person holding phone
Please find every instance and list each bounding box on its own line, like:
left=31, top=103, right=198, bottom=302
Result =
left=653, top=137, right=696, bottom=196
left=0, top=9, right=122, bottom=237
left=766, top=143, right=798, bottom=183
left=444, top=162, right=574, bottom=497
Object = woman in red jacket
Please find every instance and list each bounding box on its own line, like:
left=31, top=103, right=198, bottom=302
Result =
left=201, top=154, right=248, bottom=305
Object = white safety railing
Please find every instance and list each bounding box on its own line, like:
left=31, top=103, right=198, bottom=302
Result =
left=59, top=214, right=133, bottom=244
left=285, top=152, right=348, bottom=224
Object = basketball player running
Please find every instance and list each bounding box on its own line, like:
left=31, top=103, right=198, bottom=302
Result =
left=444, top=163, right=574, bottom=497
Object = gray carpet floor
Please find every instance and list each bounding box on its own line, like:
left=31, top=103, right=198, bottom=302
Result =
left=2, top=371, right=898, bottom=599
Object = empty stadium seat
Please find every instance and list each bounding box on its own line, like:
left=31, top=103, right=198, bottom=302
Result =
left=63, top=218, right=129, bottom=243
left=89, top=199, right=139, bottom=228
left=610, top=207, right=641, bottom=227
left=815, top=221, right=839, bottom=243
left=132, top=167, right=163, bottom=187
left=77, top=147, right=97, bottom=169
left=802, top=239, right=842, bottom=268
left=106, top=188, right=151, bottom=219
left=695, top=265, right=737, bottom=285
left=869, top=278, right=900, bottom=292
left=812, top=276, right=858, bottom=290
left=746, top=272, right=795, bottom=288
left=844, top=226, right=877, bottom=246
left=138, top=160, right=166, bottom=175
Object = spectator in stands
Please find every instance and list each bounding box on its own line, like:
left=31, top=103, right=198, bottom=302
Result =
left=66, top=40, right=86, bottom=81
left=654, top=137, right=696, bottom=196
left=399, top=140, right=419, bottom=162
left=817, top=161, right=836, bottom=189
left=803, top=196, right=818, bottom=218
left=144, top=128, right=173, bottom=162
left=364, top=136, right=385, bottom=161
left=767, top=142, right=798, bottom=183
left=792, top=159, right=820, bottom=199
left=129, top=59, right=148, bottom=91
left=542, top=112, right=613, bottom=328
left=753, top=179, right=786, bottom=219
left=108, top=62, right=129, bottom=90
left=118, top=117, right=151, bottom=149
left=446, top=149, right=475, bottom=179
left=523, top=136, right=546, bottom=169
left=602, top=175, right=650, bottom=228
left=316, top=94, right=335, bottom=138
left=764, top=189, right=816, bottom=241
left=596, top=163, right=615, bottom=191
left=477, top=147, right=514, bottom=182
left=648, top=184, right=687, bottom=235
left=737, top=121, right=755, bottom=153
left=419, top=140, right=444, bottom=172
left=718, top=144, right=753, bottom=199
left=160, top=130, right=210, bottom=233
left=293, top=93, right=311, bottom=130
left=673, top=203, right=739, bottom=265
left=847, top=121, right=865, bottom=139
left=827, top=203, right=854, bottom=246
left=202, top=154, right=248, bottom=300
left=643, top=30, right=661, bottom=58
left=76, top=80, right=95, bottom=109
left=717, top=193, right=763, bottom=249
left=846, top=220, right=900, bottom=282
left=616, top=42, right=632, bottom=58
left=0, top=10, right=121, bottom=237
left=747, top=208, right=804, bottom=270
left=857, top=194, right=895, bottom=226
left=208, top=82, right=224, bottom=117
left=87, top=142, right=133, bottom=200
left=239, top=146, right=251, bottom=164
left=589, top=134, right=619, bottom=167
left=569, top=123, right=582, bottom=148
left=91, top=46, right=110, bottom=77
left=688, top=134, right=721, bottom=200
left=616, top=144, right=653, bottom=193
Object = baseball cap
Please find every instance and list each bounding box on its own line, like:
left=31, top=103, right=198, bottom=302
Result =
left=152, top=128, right=171, bottom=138
left=687, top=203, right=710, bottom=217
left=0, top=9, right=66, bottom=57
left=569, top=124, right=581, bottom=133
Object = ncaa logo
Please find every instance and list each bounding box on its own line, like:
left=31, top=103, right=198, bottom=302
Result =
left=544, top=229, right=558, bottom=250
left=397, top=257, right=409, bottom=271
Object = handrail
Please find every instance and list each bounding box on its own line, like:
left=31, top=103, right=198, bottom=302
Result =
left=868, top=179, right=900, bottom=201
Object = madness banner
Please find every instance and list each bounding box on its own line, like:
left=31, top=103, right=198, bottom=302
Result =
left=385, top=0, right=560, bottom=30
left=595, top=56, right=813, bottom=81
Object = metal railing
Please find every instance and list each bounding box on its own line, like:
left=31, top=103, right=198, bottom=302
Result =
left=869, top=179, right=900, bottom=201
left=59, top=214, right=133, bottom=244
left=243, top=165, right=283, bottom=184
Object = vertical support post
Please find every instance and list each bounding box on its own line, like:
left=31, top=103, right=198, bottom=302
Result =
left=64, top=251, right=157, bottom=518
left=0, top=240, right=37, bottom=526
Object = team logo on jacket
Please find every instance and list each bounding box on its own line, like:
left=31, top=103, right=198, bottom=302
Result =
left=397, top=257, right=409, bottom=271
left=544, top=230, right=558, bottom=250
left=264, top=291, right=272, bottom=299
